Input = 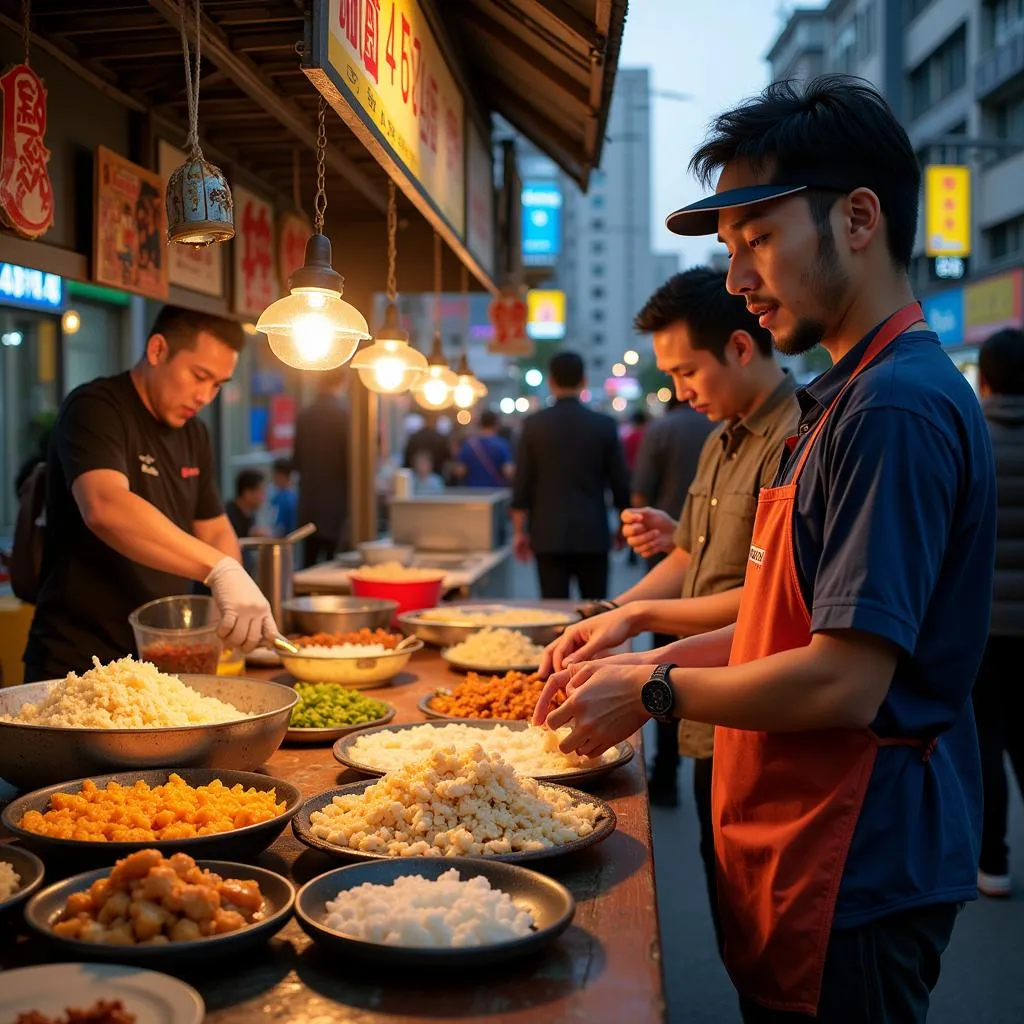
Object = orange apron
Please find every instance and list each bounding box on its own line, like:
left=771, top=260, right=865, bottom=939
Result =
left=713, top=303, right=935, bottom=1016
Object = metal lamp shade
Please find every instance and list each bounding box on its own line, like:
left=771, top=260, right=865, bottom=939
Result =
left=166, top=156, right=235, bottom=246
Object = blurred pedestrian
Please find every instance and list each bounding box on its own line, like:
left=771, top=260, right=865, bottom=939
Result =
left=622, top=410, right=649, bottom=565
left=403, top=412, right=451, bottom=481
left=510, top=351, right=630, bottom=600
left=973, top=327, right=1024, bottom=898
left=454, top=408, right=514, bottom=487
left=270, top=458, right=297, bottom=537
left=411, top=450, right=446, bottom=495
left=226, top=469, right=270, bottom=539
left=293, top=369, right=348, bottom=564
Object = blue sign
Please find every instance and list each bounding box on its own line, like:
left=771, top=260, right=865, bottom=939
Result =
left=921, top=289, right=964, bottom=347
left=521, top=181, right=562, bottom=266
left=0, top=262, right=63, bottom=311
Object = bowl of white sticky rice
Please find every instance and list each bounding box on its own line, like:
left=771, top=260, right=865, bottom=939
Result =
left=0, top=656, right=298, bottom=789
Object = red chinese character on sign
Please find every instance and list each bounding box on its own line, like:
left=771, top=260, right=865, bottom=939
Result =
left=362, top=0, right=380, bottom=83
left=339, top=0, right=358, bottom=49
left=0, top=64, right=54, bottom=239
left=444, top=104, right=460, bottom=175
left=242, top=200, right=274, bottom=310
left=277, top=212, right=310, bottom=290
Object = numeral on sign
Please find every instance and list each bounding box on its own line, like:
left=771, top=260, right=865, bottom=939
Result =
left=385, top=5, right=397, bottom=84
left=400, top=15, right=411, bottom=103
left=412, top=37, right=422, bottom=115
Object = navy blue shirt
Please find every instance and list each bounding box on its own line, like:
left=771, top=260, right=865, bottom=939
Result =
left=776, top=327, right=996, bottom=928
left=457, top=433, right=513, bottom=488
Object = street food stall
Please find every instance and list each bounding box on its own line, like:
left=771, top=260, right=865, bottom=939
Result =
left=0, top=599, right=664, bottom=1022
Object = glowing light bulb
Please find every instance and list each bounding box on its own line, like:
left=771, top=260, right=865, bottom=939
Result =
left=373, top=355, right=408, bottom=392
left=612, top=362, right=626, bottom=377
left=456, top=409, right=472, bottom=425
left=421, top=376, right=450, bottom=407
left=658, top=386, right=672, bottom=402
left=612, top=396, right=627, bottom=412
left=291, top=312, right=335, bottom=363
left=453, top=378, right=477, bottom=409
left=515, top=397, right=530, bottom=413
left=624, top=349, right=639, bottom=365
left=62, top=310, right=81, bottom=334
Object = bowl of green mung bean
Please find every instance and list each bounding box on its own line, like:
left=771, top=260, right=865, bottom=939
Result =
left=285, top=684, right=396, bottom=744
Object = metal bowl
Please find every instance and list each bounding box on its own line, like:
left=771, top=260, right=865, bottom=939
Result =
left=356, top=541, right=415, bottom=566
left=0, top=676, right=299, bottom=792
left=295, top=858, right=575, bottom=967
left=2, top=768, right=302, bottom=866
left=0, top=844, right=45, bottom=914
left=398, top=601, right=579, bottom=648
left=280, top=639, right=423, bottom=688
left=282, top=595, right=399, bottom=635
left=25, top=860, right=295, bottom=968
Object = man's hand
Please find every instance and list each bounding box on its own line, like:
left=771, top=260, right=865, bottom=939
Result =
left=621, top=507, right=677, bottom=559
left=205, top=557, right=280, bottom=651
left=540, top=662, right=651, bottom=758
left=539, top=606, right=637, bottom=678
left=513, top=532, right=532, bottom=564
left=534, top=647, right=656, bottom=724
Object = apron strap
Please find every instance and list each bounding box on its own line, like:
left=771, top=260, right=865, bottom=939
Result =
left=790, top=303, right=924, bottom=483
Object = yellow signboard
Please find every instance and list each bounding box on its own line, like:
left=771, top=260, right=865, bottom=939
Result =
left=527, top=289, right=566, bottom=341
left=925, top=165, right=970, bottom=258
left=327, top=0, right=465, bottom=235
left=964, top=270, right=1023, bottom=343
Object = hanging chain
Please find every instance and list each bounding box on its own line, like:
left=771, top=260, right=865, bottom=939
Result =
left=433, top=231, right=442, bottom=332
left=386, top=179, right=398, bottom=303
left=314, top=96, right=327, bottom=233
left=179, top=0, right=204, bottom=159
left=460, top=263, right=470, bottom=337
left=21, top=0, right=30, bottom=65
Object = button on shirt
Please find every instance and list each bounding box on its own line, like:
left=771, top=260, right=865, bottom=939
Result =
left=776, top=328, right=997, bottom=928
left=674, top=373, right=800, bottom=598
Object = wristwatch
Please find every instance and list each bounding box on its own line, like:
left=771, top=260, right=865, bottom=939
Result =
left=576, top=599, right=619, bottom=620
left=641, top=664, right=677, bottom=723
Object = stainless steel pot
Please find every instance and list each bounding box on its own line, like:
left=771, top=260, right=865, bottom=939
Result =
left=240, top=522, right=316, bottom=626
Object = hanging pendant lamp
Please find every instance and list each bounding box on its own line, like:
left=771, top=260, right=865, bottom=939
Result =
left=165, top=0, right=234, bottom=246
left=350, top=181, right=428, bottom=394
left=256, top=98, right=370, bottom=371
left=413, top=231, right=457, bottom=410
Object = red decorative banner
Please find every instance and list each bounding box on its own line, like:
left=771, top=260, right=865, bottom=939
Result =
left=233, top=184, right=278, bottom=318
left=488, top=290, right=531, bottom=357
left=277, top=211, right=311, bottom=293
left=0, top=64, right=54, bottom=239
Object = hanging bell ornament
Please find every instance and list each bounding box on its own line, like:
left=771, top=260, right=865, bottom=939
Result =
left=166, top=155, right=235, bottom=247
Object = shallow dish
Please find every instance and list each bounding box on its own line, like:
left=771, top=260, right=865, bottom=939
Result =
left=280, top=638, right=423, bottom=687
left=0, top=843, right=45, bottom=913
left=356, top=541, right=415, bottom=566
left=285, top=701, right=396, bottom=744
left=0, top=674, right=299, bottom=791
left=398, top=601, right=579, bottom=648
left=333, top=718, right=636, bottom=786
left=295, top=857, right=575, bottom=967
left=0, top=963, right=204, bottom=1024
left=292, top=779, right=616, bottom=864
left=25, top=859, right=295, bottom=967
left=440, top=649, right=541, bottom=675
left=2, top=768, right=302, bottom=866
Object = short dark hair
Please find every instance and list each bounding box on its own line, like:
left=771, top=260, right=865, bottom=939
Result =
left=235, top=469, right=265, bottom=496
left=149, top=305, right=246, bottom=355
left=479, top=409, right=498, bottom=429
left=549, top=351, right=584, bottom=389
left=689, top=76, right=920, bottom=269
left=979, top=328, right=1024, bottom=395
left=630, top=410, right=648, bottom=426
left=634, top=267, right=773, bottom=360
left=272, top=458, right=293, bottom=476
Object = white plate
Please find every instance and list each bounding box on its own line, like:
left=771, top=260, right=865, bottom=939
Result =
left=0, top=963, right=204, bottom=1023
left=440, top=650, right=541, bottom=675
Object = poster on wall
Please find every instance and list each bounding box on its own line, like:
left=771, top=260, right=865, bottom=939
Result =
left=93, top=146, right=169, bottom=300
left=157, top=140, right=225, bottom=297
left=232, top=184, right=278, bottom=318
left=277, top=211, right=311, bottom=291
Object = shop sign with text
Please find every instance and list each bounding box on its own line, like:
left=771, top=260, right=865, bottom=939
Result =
left=233, top=185, right=278, bottom=318
left=964, top=270, right=1022, bottom=344
left=0, top=64, right=54, bottom=239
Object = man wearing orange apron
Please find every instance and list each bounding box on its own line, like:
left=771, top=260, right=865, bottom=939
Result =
left=537, top=78, right=996, bottom=1021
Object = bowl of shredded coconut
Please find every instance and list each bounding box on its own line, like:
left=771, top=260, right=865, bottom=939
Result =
left=0, top=657, right=298, bottom=789
left=333, top=719, right=633, bottom=784
left=295, top=859, right=574, bottom=966
left=441, top=627, right=546, bottom=672
left=292, top=745, right=615, bottom=863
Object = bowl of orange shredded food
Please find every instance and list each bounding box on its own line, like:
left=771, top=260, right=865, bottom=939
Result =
left=24, top=849, right=294, bottom=967
left=2, top=768, right=302, bottom=866
left=419, top=671, right=568, bottom=722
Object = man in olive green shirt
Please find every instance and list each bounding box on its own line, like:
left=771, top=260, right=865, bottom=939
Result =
left=542, top=267, right=800, bottom=950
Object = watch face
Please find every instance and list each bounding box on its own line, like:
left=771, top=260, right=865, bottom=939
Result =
left=643, top=678, right=673, bottom=716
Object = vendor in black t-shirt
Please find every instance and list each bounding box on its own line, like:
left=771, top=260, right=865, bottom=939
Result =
left=24, top=306, right=281, bottom=681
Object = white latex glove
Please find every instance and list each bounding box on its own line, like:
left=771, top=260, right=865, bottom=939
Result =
left=204, top=557, right=280, bottom=652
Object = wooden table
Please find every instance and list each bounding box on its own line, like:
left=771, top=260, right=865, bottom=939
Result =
left=1, top=651, right=667, bottom=1024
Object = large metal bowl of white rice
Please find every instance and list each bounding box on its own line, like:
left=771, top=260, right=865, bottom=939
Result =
left=0, top=672, right=298, bottom=791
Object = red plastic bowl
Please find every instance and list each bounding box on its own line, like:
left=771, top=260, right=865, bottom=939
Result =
left=349, top=574, right=445, bottom=620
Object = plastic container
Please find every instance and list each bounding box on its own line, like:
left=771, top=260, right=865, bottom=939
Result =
left=128, top=595, right=223, bottom=675
left=349, top=574, right=445, bottom=621
left=217, top=646, right=245, bottom=676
